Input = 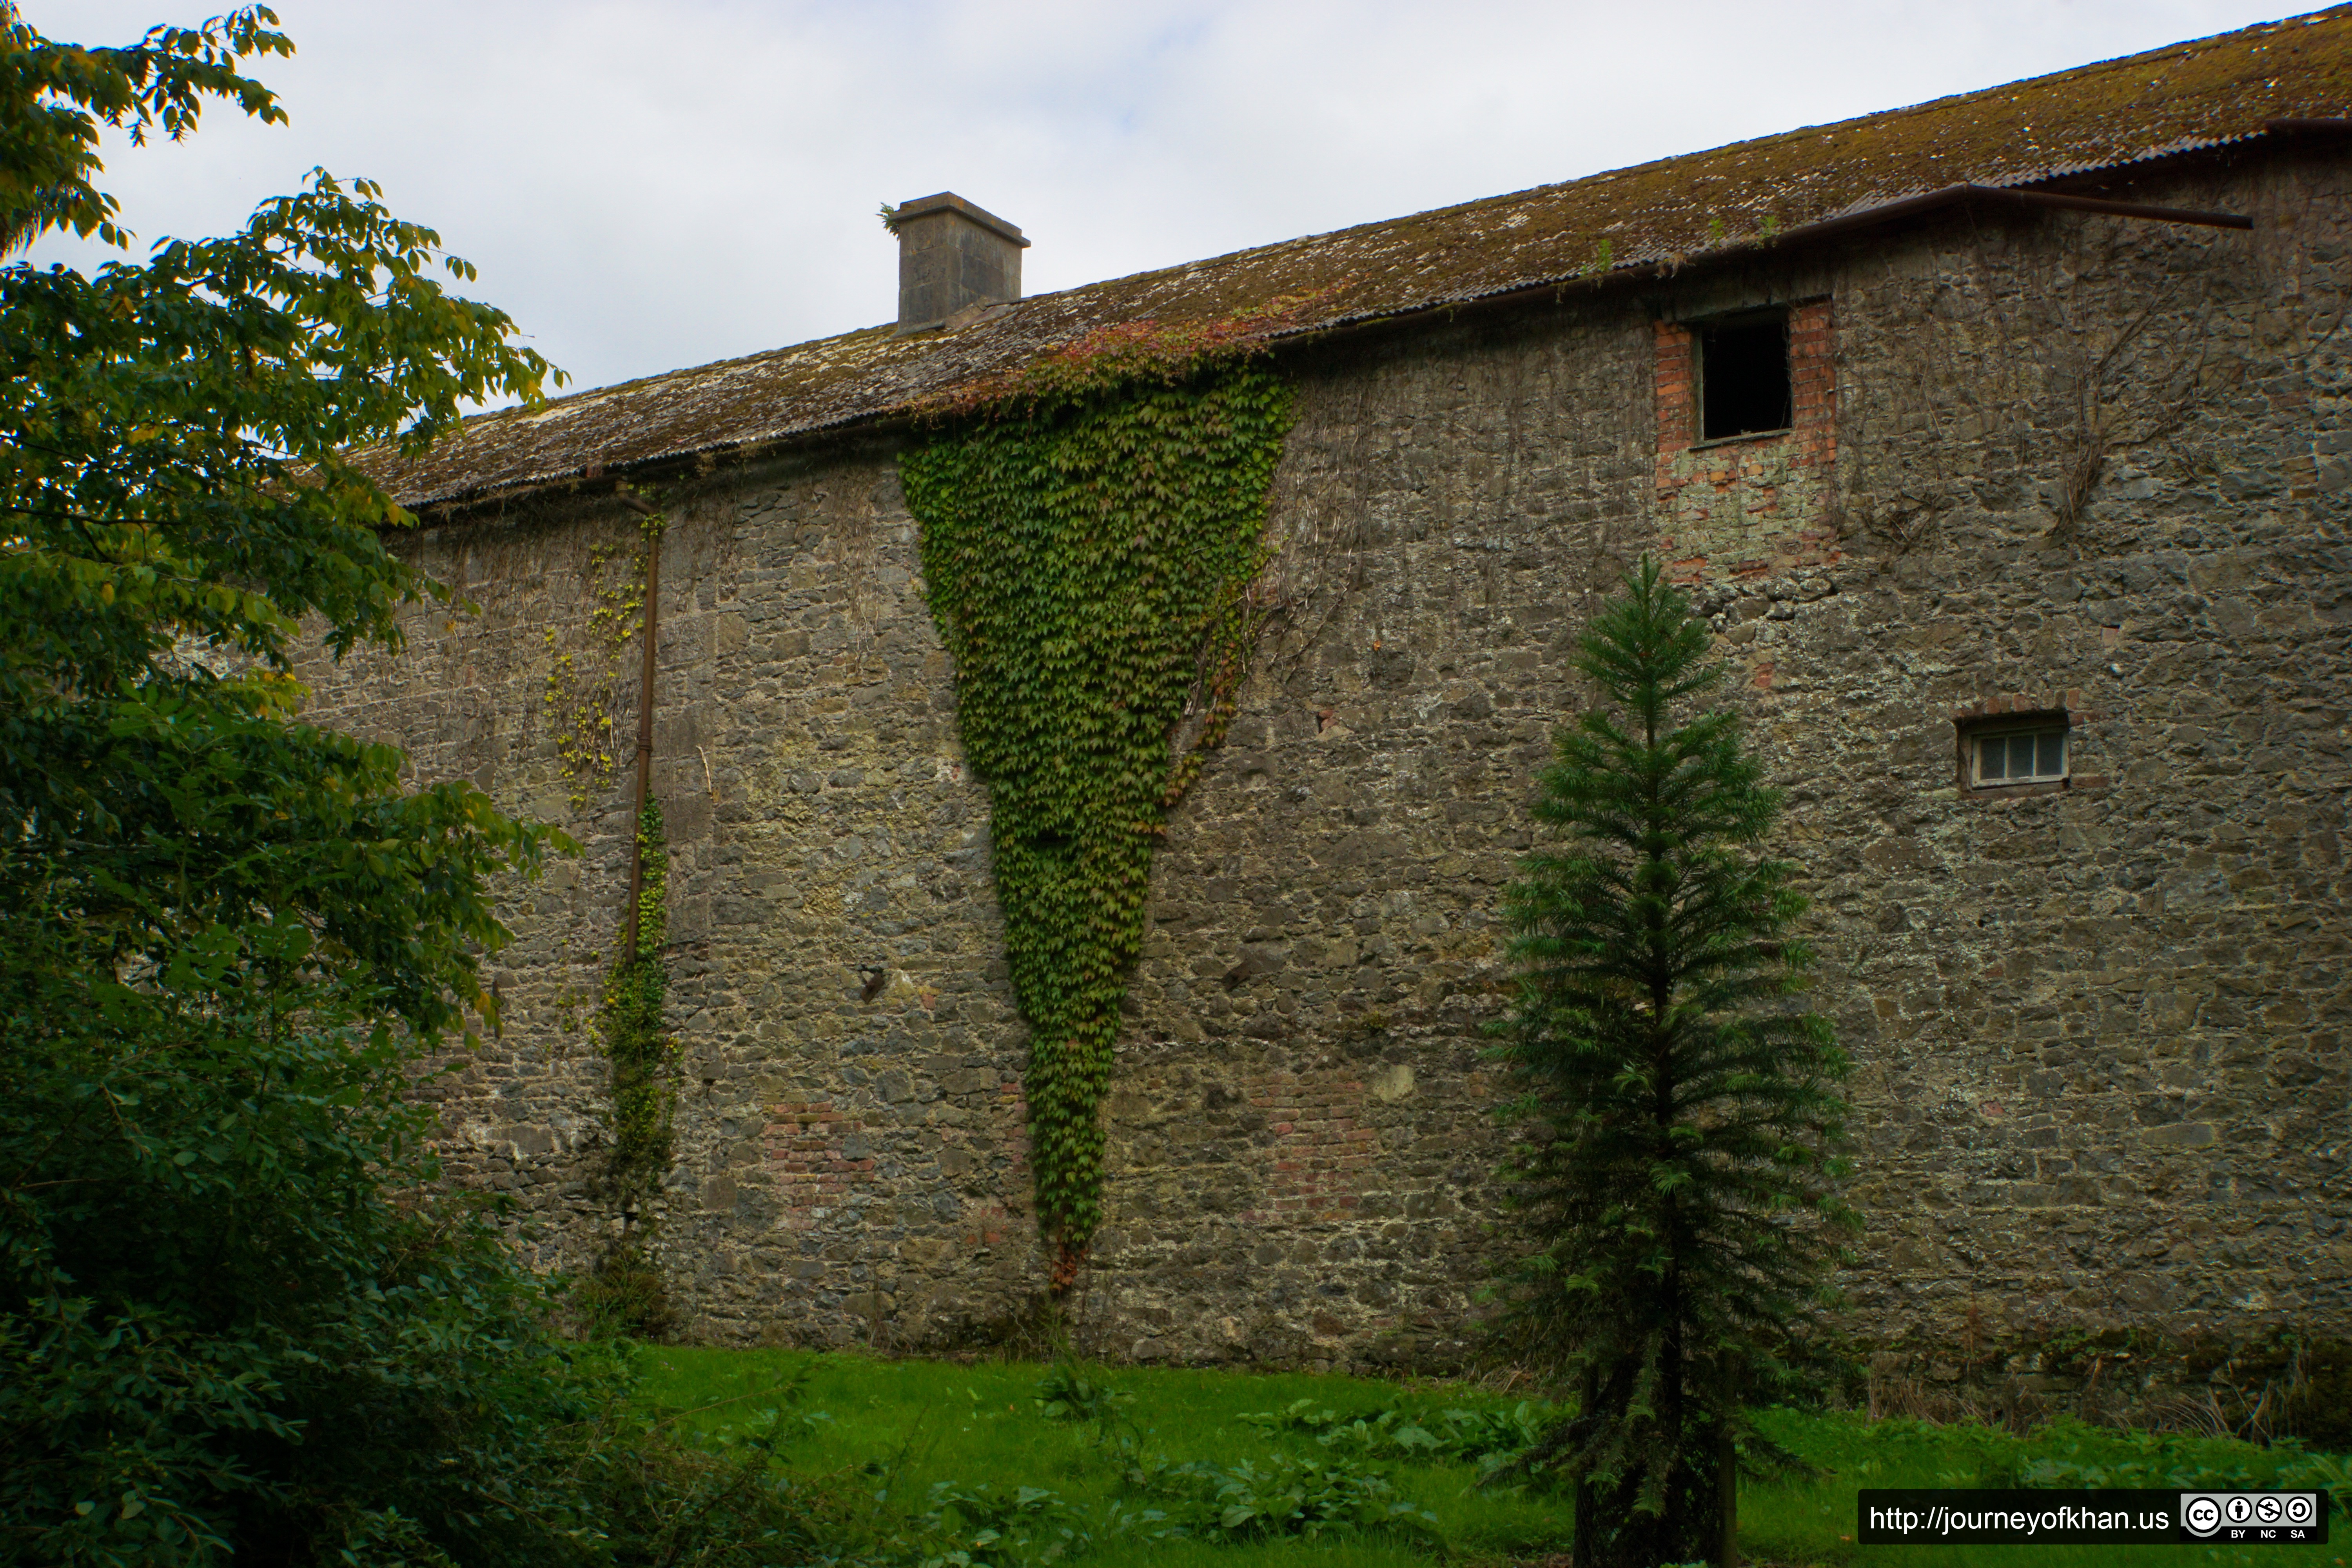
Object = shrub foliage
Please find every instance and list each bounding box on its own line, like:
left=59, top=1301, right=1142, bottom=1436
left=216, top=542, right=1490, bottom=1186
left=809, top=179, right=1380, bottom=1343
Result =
left=0, top=10, right=801, bottom=1563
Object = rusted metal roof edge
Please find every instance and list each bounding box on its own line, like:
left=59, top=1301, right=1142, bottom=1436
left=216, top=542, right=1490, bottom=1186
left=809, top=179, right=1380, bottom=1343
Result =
left=407, top=122, right=2313, bottom=524
left=1258, top=129, right=2278, bottom=344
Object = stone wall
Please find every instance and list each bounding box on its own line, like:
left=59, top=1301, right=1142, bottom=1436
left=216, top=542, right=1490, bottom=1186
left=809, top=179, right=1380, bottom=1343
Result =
left=297, top=143, right=2352, bottom=1369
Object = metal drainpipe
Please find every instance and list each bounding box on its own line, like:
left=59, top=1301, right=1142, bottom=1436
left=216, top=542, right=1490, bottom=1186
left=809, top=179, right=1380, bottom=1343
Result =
left=618, top=489, right=662, bottom=957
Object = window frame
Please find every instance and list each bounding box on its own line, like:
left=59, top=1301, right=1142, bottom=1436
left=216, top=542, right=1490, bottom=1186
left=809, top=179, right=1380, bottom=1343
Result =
left=1956, top=710, right=2073, bottom=797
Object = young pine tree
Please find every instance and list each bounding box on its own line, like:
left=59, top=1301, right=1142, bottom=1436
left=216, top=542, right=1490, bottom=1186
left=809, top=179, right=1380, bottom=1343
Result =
left=1494, top=559, right=1855, bottom=1568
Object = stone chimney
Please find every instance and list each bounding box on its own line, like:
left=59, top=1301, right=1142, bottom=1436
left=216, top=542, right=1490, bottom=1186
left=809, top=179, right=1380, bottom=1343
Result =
left=892, top=192, right=1029, bottom=334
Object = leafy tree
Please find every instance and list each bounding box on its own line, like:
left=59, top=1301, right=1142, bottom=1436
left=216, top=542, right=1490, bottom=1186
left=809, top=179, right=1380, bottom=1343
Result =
left=1492, top=559, right=1855, bottom=1568
left=0, top=10, right=815, bottom=1563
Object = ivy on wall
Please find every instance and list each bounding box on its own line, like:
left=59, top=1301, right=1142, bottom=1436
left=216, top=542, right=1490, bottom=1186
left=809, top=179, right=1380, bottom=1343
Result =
left=605, top=797, right=675, bottom=1189
left=543, top=527, right=655, bottom=809
left=546, top=495, right=681, bottom=1333
left=901, top=364, right=1295, bottom=1288
left=586, top=795, right=678, bottom=1333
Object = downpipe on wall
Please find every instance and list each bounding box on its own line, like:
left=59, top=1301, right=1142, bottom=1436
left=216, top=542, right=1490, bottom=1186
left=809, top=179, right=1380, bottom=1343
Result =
left=619, top=488, right=662, bottom=952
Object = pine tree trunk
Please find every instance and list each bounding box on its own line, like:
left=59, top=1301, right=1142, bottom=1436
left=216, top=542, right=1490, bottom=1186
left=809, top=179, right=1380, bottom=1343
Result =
left=1717, top=1361, right=1740, bottom=1567
left=1573, top=1363, right=1599, bottom=1564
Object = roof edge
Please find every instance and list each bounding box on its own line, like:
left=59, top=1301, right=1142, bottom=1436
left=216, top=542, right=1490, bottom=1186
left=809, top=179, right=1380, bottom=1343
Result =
left=400, top=120, right=2321, bottom=521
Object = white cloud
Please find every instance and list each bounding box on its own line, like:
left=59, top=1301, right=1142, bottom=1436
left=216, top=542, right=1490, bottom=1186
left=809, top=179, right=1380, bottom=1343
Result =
left=29, top=0, right=2305, bottom=395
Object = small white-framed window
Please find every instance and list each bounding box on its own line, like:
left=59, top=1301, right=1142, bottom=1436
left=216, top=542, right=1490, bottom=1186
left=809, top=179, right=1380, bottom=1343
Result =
left=1972, top=725, right=2067, bottom=787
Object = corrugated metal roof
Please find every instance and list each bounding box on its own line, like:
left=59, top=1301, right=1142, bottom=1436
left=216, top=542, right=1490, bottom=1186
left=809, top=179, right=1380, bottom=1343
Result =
left=371, top=6, right=2352, bottom=510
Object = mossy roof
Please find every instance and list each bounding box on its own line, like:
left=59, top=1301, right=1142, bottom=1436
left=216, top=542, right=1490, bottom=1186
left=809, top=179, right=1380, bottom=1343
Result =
left=372, top=5, right=2352, bottom=510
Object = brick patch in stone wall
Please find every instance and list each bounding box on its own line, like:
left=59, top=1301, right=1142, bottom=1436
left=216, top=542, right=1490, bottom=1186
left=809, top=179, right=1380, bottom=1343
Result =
left=765, top=1099, right=873, bottom=1230
left=1656, top=298, right=1840, bottom=582
left=1248, top=1068, right=1381, bottom=1221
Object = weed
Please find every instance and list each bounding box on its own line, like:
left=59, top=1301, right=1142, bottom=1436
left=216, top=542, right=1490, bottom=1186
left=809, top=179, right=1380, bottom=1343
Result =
left=1120, top=1451, right=1440, bottom=1544
left=1240, top=1395, right=1554, bottom=1469
left=1236, top=1398, right=1363, bottom=1437
left=914, top=1481, right=1092, bottom=1566
left=1033, top=1360, right=1138, bottom=1445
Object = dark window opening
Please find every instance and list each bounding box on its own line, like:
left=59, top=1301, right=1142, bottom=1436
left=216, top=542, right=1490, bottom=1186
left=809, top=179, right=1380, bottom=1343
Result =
left=1699, top=313, right=1792, bottom=441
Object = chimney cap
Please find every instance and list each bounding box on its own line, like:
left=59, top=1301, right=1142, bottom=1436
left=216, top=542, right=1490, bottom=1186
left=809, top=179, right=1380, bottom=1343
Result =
left=893, top=192, right=1031, bottom=249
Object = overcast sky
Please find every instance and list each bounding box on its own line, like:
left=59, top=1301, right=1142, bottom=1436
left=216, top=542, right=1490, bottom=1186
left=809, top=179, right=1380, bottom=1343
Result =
left=31, top=0, right=2309, bottom=399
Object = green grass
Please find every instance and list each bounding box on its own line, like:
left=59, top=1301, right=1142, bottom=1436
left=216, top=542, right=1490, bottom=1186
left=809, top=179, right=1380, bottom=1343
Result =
left=1746, top=1408, right=2348, bottom=1568
left=635, top=1348, right=2349, bottom=1567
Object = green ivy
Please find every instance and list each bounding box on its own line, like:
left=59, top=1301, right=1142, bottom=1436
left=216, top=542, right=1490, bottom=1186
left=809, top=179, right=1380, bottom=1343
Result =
left=605, top=797, right=673, bottom=1185
left=590, top=796, right=677, bottom=1334
left=543, top=521, right=658, bottom=810
left=901, top=365, right=1294, bottom=1287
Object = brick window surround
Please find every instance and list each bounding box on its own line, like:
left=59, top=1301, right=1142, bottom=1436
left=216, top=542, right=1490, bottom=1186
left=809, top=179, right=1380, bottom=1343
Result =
left=1655, top=298, right=1837, bottom=582
left=1953, top=695, right=2111, bottom=799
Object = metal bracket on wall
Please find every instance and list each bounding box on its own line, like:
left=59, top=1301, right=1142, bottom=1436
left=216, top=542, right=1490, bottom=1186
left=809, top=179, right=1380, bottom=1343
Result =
left=1967, top=186, right=2252, bottom=231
